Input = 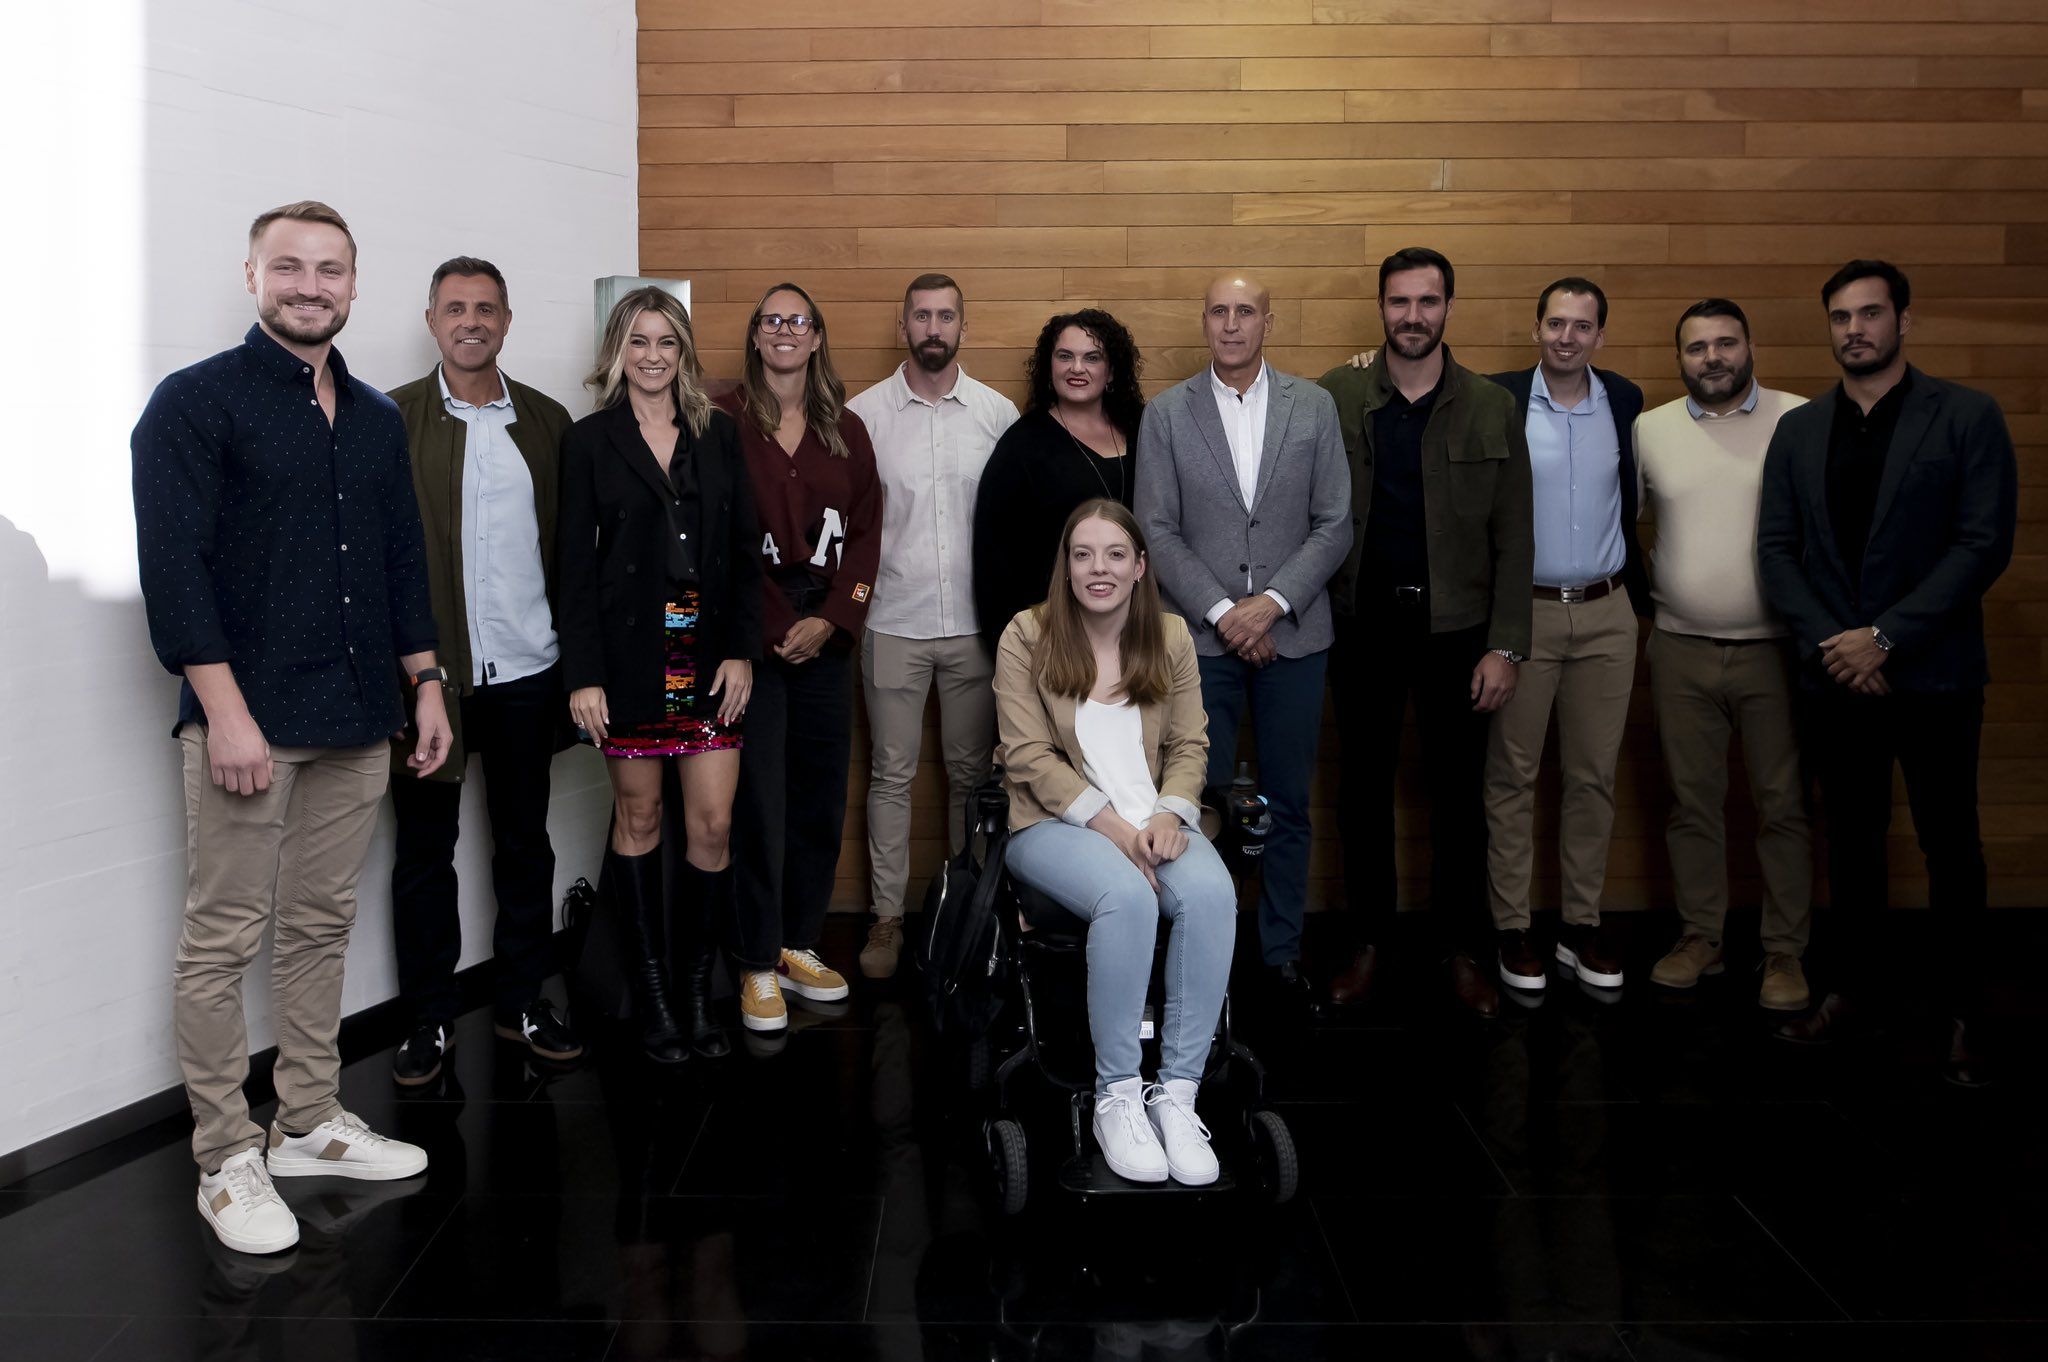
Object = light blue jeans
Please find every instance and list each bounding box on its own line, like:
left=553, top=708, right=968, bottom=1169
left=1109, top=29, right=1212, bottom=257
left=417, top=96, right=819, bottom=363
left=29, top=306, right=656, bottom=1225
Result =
left=1004, top=818, right=1237, bottom=1089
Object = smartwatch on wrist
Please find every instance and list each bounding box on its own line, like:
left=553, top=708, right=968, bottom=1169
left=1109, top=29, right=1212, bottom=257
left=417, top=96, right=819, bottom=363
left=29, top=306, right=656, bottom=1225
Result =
left=410, top=666, right=448, bottom=690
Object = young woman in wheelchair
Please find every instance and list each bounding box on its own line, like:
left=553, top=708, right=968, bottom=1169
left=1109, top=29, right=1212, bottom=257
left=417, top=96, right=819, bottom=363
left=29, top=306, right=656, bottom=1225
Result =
left=992, top=498, right=1236, bottom=1186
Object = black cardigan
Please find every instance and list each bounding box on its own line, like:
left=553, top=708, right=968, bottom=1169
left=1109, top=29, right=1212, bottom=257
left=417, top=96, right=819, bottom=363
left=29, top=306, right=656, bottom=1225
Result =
left=970, top=407, right=1137, bottom=655
left=556, top=401, right=762, bottom=728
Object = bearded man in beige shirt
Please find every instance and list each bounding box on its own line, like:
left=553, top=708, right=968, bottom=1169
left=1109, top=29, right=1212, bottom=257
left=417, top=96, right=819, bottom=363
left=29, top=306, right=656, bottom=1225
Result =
left=1635, top=298, right=1813, bottom=1011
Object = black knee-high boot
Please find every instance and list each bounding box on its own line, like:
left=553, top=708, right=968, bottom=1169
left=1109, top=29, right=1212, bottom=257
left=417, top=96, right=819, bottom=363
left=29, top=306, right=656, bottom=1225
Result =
left=609, top=847, right=689, bottom=1065
left=678, top=862, right=735, bottom=1059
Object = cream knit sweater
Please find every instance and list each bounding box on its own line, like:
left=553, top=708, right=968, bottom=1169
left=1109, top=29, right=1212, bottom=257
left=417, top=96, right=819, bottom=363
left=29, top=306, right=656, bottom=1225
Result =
left=1634, top=386, right=1807, bottom=640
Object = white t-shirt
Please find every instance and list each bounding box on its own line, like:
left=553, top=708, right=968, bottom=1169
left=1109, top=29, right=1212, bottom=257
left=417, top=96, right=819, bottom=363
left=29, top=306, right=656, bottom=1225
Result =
left=1074, top=699, right=1159, bottom=827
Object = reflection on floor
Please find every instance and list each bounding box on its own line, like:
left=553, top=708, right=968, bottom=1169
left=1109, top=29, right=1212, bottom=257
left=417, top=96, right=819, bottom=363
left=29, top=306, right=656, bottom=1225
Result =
left=3, top=909, right=2045, bottom=1361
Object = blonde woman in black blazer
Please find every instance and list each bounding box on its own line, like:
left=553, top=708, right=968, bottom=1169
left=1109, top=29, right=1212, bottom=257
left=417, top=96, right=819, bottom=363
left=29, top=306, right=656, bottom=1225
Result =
left=558, top=285, right=761, bottom=1064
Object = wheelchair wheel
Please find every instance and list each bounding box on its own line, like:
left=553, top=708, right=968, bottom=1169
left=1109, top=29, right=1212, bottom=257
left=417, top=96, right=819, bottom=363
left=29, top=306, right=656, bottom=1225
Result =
left=989, top=1118, right=1029, bottom=1216
left=1249, top=1109, right=1298, bottom=1205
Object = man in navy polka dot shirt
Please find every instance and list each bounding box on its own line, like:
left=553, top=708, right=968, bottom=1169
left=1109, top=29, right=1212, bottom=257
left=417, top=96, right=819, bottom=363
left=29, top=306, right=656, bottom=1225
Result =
left=131, top=200, right=450, bottom=1256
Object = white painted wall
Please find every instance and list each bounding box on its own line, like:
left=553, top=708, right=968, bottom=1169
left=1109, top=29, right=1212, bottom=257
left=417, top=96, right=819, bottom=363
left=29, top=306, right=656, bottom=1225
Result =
left=0, top=0, right=639, bottom=1160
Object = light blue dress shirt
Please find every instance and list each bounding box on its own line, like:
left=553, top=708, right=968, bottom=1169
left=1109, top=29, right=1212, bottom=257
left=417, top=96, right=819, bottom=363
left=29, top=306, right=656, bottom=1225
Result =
left=1525, top=366, right=1626, bottom=589
left=442, top=366, right=558, bottom=687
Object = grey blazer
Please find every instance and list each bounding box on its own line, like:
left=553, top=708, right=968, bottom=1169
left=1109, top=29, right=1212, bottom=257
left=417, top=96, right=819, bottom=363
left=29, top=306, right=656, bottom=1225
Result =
left=1135, top=365, right=1353, bottom=658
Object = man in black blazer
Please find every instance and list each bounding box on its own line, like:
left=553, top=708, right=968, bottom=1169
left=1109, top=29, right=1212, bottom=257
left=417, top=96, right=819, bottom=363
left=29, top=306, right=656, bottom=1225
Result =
left=1482, top=279, right=1649, bottom=997
left=1758, top=259, right=2018, bottom=1084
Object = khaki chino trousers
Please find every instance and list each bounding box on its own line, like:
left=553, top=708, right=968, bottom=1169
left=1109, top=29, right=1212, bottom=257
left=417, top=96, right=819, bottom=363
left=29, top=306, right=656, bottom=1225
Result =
left=174, top=724, right=390, bottom=1173
left=860, top=630, right=996, bottom=919
left=1485, top=590, right=1638, bottom=931
left=1647, top=629, right=1813, bottom=956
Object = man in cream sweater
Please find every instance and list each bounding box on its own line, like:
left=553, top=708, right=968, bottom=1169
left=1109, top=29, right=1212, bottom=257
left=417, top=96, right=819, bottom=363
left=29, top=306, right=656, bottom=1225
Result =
left=1636, top=299, right=1814, bottom=1011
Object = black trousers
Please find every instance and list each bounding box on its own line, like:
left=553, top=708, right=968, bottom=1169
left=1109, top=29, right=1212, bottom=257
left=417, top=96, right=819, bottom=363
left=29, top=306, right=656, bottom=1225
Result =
left=1801, top=684, right=1988, bottom=1018
left=1332, top=602, right=1493, bottom=957
left=390, top=666, right=560, bottom=1024
left=733, top=642, right=854, bottom=969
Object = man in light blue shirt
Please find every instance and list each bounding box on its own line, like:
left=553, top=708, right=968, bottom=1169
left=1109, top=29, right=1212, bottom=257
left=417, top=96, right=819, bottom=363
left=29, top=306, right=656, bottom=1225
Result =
left=1483, top=277, right=1649, bottom=996
left=386, top=257, right=581, bottom=1083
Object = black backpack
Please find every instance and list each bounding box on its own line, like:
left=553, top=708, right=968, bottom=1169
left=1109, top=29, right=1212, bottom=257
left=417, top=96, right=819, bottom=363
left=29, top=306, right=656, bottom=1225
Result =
left=919, top=779, right=1012, bottom=1036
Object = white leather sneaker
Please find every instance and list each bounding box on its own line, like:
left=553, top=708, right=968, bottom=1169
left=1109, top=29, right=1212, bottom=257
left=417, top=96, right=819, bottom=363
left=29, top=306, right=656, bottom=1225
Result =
left=197, top=1147, right=299, bottom=1254
left=266, top=1111, right=428, bottom=1181
left=1144, top=1079, right=1219, bottom=1186
left=1092, top=1077, right=1168, bottom=1183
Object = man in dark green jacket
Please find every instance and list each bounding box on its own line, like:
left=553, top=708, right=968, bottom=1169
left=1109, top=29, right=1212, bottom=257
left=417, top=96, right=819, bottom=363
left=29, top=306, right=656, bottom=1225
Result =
left=386, top=256, right=579, bottom=1084
left=1317, top=247, right=1534, bottom=1020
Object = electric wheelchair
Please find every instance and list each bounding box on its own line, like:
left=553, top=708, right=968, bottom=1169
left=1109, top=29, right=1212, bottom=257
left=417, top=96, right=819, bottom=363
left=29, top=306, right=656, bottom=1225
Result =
left=928, top=769, right=1298, bottom=1216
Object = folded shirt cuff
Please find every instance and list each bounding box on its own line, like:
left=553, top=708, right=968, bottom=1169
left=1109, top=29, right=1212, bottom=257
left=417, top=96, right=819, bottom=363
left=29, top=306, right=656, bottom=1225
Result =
left=1204, top=599, right=1233, bottom=626
left=1264, top=588, right=1291, bottom=617
left=1155, top=794, right=1203, bottom=833
left=1060, top=786, right=1110, bottom=828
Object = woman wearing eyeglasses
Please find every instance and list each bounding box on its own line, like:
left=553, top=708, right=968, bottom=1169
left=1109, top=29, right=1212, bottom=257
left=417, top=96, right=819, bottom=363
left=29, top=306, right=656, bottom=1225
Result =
left=714, top=283, right=881, bottom=1037
left=558, top=285, right=760, bottom=1065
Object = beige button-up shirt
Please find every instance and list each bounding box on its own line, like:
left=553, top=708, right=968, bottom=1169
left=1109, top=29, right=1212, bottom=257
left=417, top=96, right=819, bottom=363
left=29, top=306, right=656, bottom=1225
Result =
left=847, top=362, right=1019, bottom=639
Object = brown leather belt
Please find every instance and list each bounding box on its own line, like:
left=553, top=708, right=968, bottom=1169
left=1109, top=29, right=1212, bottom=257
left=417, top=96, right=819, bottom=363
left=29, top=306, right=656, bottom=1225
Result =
left=1533, top=576, right=1618, bottom=604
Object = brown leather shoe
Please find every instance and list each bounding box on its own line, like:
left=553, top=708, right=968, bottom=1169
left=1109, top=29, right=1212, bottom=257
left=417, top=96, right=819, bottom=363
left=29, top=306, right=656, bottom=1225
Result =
left=1555, top=922, right=1624, bottom=989
left=1496, top=930, right=1546, bottom=993
left=1328, top=946, right=1379, bottom=1006
left=1944, top=1019, right=1994, bottom=1089
left=1775, top=990, right=1859, bottom=1046
left=1449, top=952, right=1499, bottom=1018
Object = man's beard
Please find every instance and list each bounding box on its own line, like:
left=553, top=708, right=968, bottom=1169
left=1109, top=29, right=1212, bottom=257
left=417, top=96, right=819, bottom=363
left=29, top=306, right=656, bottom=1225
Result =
left=912, top=336, right=958, bottom=373
left=1683, top=353, right=1755, bottom=407
left=1834, top=334, right=1899, bottom=378
left=263, top=296, right=348, bottom=345
left=1385, top=323, right=1442, bottom=361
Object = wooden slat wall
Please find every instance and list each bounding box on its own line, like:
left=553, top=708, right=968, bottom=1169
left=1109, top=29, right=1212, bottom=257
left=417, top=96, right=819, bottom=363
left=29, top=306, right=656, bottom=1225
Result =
left=637, top=2, right=2048, bottom=912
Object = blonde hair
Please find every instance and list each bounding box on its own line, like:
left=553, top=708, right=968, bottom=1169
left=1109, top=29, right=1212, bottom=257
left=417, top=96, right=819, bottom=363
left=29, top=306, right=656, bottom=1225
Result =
left=586, top=285, right=712, bottom=437
left=739, top=281, right=850, bottom=458
left=1032, top=499, right=1173, bottom=708
left=248, top=200, right=356, bottom=262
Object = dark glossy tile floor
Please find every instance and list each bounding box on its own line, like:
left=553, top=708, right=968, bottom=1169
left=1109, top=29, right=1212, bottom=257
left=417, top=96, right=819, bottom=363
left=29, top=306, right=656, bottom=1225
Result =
left=5, top=909, right=2045, bottom=1361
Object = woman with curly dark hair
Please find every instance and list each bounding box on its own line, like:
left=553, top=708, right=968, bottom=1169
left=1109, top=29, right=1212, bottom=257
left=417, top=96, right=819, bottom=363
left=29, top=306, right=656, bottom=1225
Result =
left=971, top=308, right=1145, bottom=655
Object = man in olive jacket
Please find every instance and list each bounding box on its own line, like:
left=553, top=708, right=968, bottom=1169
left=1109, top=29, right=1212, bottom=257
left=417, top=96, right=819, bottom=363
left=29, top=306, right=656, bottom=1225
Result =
left=385, top=257, right=579, bottom=1084
left=1317, top=247, right=1534, bottom=1020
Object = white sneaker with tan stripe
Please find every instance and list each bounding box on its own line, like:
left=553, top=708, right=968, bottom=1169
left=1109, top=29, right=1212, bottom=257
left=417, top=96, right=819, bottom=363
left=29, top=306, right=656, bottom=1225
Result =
left=266, top=1111, right=428, bottom=1181
left=198, top=1147, right=299, bottom=1255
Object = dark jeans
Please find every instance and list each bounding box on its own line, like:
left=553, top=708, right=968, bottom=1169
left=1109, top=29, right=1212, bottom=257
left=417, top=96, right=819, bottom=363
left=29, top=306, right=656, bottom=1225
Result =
left=1802, top=684, right=1989, bottom=1019
left=1197, top=646, right=1328, bottom=967
left=390, top=666, right=560, bottom=1025
left=1332, top=604, right=1492, bottom=958
left=733, top=642, right=854, bottom=969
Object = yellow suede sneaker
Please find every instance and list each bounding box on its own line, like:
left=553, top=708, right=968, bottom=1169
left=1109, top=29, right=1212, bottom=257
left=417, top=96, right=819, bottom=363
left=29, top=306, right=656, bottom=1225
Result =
left=778, top=948, right=850, bottom=1002
left=738, top=970, right=788, bottom=1032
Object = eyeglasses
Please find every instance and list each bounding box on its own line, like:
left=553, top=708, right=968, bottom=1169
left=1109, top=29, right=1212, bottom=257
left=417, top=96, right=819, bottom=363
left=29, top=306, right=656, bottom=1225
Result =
left=757, top=313, right=814, bottom=335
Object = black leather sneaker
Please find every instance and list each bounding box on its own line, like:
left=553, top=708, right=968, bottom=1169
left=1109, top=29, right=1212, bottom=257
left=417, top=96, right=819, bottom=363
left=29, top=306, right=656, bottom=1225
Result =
left=392, top=1022, right=449, bottom=1088
left=494, top=999, right=584, bottom=1063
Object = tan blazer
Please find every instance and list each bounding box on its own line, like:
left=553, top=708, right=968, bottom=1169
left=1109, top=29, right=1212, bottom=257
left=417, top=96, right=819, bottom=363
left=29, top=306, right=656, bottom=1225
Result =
left=994, top=608, right=1211, bottom=834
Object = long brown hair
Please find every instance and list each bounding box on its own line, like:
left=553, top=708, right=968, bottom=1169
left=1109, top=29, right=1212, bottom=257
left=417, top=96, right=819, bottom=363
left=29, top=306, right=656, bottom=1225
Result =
left=1032, top=499, right=1173, bottom=708
left=586, top=285, right=713, bottom=437
left=739, top=281, right=850, bottom=457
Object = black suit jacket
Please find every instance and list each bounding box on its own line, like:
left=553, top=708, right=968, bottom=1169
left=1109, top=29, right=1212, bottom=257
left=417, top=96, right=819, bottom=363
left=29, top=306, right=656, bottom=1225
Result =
left=1757, top=367, right=2017, bottom=692
left=556, top=402, right=762, bottom=728
left=1488, top=365, right=1650, bottom=617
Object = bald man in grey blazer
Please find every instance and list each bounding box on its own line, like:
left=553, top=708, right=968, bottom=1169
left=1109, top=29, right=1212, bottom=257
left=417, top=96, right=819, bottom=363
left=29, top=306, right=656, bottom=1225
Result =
left=1136, top=275, right=1352, bottom=1003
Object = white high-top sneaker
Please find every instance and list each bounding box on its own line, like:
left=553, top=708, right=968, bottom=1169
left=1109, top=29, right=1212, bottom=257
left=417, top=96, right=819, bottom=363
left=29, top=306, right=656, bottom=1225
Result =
left=266, top=1111, right=428, bottom=1181
left=197, top=1147, right=300, bottom=1254
left=1144, top=1079, right=1219, bottom=1186
left=1092, top=1077, right=1168, bottom=1183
